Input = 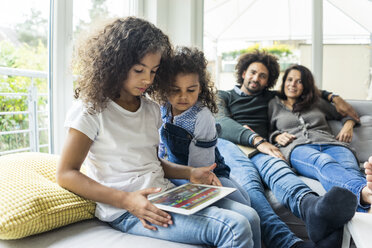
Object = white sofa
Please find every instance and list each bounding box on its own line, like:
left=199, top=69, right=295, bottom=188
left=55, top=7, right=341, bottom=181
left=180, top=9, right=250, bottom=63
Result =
left=0, top=219, right=208, bottom=248
left=0, top=100, right=371, bottom=248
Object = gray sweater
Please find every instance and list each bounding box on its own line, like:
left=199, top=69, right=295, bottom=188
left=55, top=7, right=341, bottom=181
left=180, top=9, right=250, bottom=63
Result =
left=268, top=96, right=354, bottom=162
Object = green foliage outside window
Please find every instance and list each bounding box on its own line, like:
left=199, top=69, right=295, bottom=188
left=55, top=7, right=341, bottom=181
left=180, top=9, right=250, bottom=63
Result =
left=0, top=40, right=48, bottom=153
left=221, top=43, right=296, bottom=71
left=222, top=43, right=293, bottom=60
left=1, top=0, right=114, bottom=154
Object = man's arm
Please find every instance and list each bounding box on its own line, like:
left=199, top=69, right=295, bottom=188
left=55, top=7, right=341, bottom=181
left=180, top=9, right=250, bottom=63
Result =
left=252, top=135, right=286, bottom=161
left=216, top=91, right=256, bottom=146
left=319, top=90, right=360, bottom=122
left=330, top=95, right=360, bottom=122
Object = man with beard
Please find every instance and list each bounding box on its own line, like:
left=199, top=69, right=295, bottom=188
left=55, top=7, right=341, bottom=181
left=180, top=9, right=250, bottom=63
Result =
left=216, top=50, right=360, bottom=248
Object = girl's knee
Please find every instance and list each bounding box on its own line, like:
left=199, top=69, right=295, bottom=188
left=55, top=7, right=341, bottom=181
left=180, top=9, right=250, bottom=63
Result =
left=241, top=207, right=260, bottom=229
left=227, top=213, right=253, bottom=237
left=210, top=209, right=254, bottom=247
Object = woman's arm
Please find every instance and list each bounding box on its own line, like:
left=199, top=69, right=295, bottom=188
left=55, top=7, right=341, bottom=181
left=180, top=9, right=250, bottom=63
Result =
left=336, top=119, right=356, bottom=143
left=268, top=100, right=296, bottom=147
left=57, top=128, right=172, bottom=230
left=274, top=132, right=297, bottom=147
left=317, top=98, right=358, bottom=142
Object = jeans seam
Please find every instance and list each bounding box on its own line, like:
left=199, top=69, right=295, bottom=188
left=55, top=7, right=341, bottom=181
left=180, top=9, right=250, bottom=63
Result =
left=115, top=211, right=239, bottom=247
left=292, top=157, right=354, bottom=191
left=256, top=156, right=308, bottom=217
left=219, top=142, right=298, bottom=247
left=292, top=157, right=370, bottom=212
left=110, top=213, right=137, bottom=227
left=194, top=212, right=237, bottom=248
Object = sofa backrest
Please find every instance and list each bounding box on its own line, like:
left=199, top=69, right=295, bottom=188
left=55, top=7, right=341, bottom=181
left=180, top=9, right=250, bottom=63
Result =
left=328, top=100, right=372, bottom=163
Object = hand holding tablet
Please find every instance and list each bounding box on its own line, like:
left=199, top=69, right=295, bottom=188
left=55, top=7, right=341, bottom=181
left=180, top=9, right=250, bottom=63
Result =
left=149, top=183, right=236, bottom=215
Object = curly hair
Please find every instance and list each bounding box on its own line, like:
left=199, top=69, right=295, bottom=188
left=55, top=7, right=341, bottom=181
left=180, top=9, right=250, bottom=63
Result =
left=235, top=50, right=280, bottom=89
left=72, top=17, right=172, bottom=113
left=151, top=46, right=218, bottom=113
left=278, top=64, right=320, bottom=112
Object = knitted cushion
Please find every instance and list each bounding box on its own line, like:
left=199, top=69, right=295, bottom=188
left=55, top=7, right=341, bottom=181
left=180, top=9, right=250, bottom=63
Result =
left=0, top=152, right=96, bottom=240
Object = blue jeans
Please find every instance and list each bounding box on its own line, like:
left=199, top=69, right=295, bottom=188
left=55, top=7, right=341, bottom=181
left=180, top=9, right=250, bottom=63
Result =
left=109, top=198, right=256, bottom=248
left=217, top=138, right=313, bottom=248
left=169, top=177, right=261, bottom=248
left=219, top=177, right=261, bottom=248
left=290, top=144, right=369, bottom=212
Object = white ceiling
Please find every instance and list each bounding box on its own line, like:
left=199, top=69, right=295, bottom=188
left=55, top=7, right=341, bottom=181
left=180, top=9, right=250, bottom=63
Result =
left=204, top=0, right=372, bottom=42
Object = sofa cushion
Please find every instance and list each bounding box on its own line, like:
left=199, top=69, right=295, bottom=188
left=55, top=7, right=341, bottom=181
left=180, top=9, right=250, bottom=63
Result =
left=0, top=219, right=207, bottom=248
left=0, top=152, right=96, bottom=240
left=328, top=115, right=372, bottom=163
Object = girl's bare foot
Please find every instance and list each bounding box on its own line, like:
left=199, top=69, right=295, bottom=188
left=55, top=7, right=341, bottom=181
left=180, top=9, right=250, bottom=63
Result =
left=364, top=157, right=372, bottom=187
left=361, top=186, right=372, bottom=210
left=363, top=156, right=372, bottom=213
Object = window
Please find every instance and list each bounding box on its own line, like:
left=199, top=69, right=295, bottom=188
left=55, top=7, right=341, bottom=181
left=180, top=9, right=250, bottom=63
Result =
left=0, top=0, right=50, bottom=155
left=204, top=0, right=372, bottom=99
left=73, top=0, right=133, bottom=42
left=0, top=0, right=135, bottom=155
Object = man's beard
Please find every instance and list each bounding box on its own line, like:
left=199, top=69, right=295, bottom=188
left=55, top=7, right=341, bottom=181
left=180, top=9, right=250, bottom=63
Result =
left=244, top=81, right=264, bottom=95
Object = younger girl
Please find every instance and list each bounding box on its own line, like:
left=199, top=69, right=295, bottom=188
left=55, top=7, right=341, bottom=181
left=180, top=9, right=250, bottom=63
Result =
left=57, top=17, right=256, bottom=247
left=151, top=46, right=261, bottom=248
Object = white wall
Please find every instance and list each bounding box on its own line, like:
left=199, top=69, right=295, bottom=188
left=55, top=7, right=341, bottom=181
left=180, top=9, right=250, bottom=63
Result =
left=143, top=0, right=203, bottom=48
left=300, top=44, right=370, bottom=100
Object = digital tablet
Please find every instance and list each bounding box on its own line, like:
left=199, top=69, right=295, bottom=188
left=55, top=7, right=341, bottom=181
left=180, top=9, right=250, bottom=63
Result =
left=148, top=183, right=236, bottom=215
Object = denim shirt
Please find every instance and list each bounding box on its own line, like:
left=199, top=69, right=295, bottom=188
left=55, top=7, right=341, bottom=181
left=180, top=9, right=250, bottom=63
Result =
left=159, top=102, right=230, bottom=178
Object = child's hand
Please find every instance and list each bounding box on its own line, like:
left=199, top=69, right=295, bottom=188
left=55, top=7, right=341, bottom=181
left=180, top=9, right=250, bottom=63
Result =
left=190, top=163, right=222, bottom=186
left=124, top=188, right=173, bottom=231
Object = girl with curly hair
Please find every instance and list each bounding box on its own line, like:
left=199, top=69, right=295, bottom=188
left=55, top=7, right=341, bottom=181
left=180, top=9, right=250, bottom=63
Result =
left=57, top=17, right=255, bottom=247
left=152, top=46, right=261, bottom=248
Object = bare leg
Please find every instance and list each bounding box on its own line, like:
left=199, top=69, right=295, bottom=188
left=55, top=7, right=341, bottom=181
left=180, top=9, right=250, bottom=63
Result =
left=363, top=156, right=372, bottom=213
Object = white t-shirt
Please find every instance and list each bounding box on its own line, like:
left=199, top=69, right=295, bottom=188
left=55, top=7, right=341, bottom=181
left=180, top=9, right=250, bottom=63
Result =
left=65, top=97, right=174, bottom=222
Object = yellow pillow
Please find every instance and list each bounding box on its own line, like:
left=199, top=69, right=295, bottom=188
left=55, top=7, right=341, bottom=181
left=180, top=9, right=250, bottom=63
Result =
left=0, top=152, right=96, bottom=240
